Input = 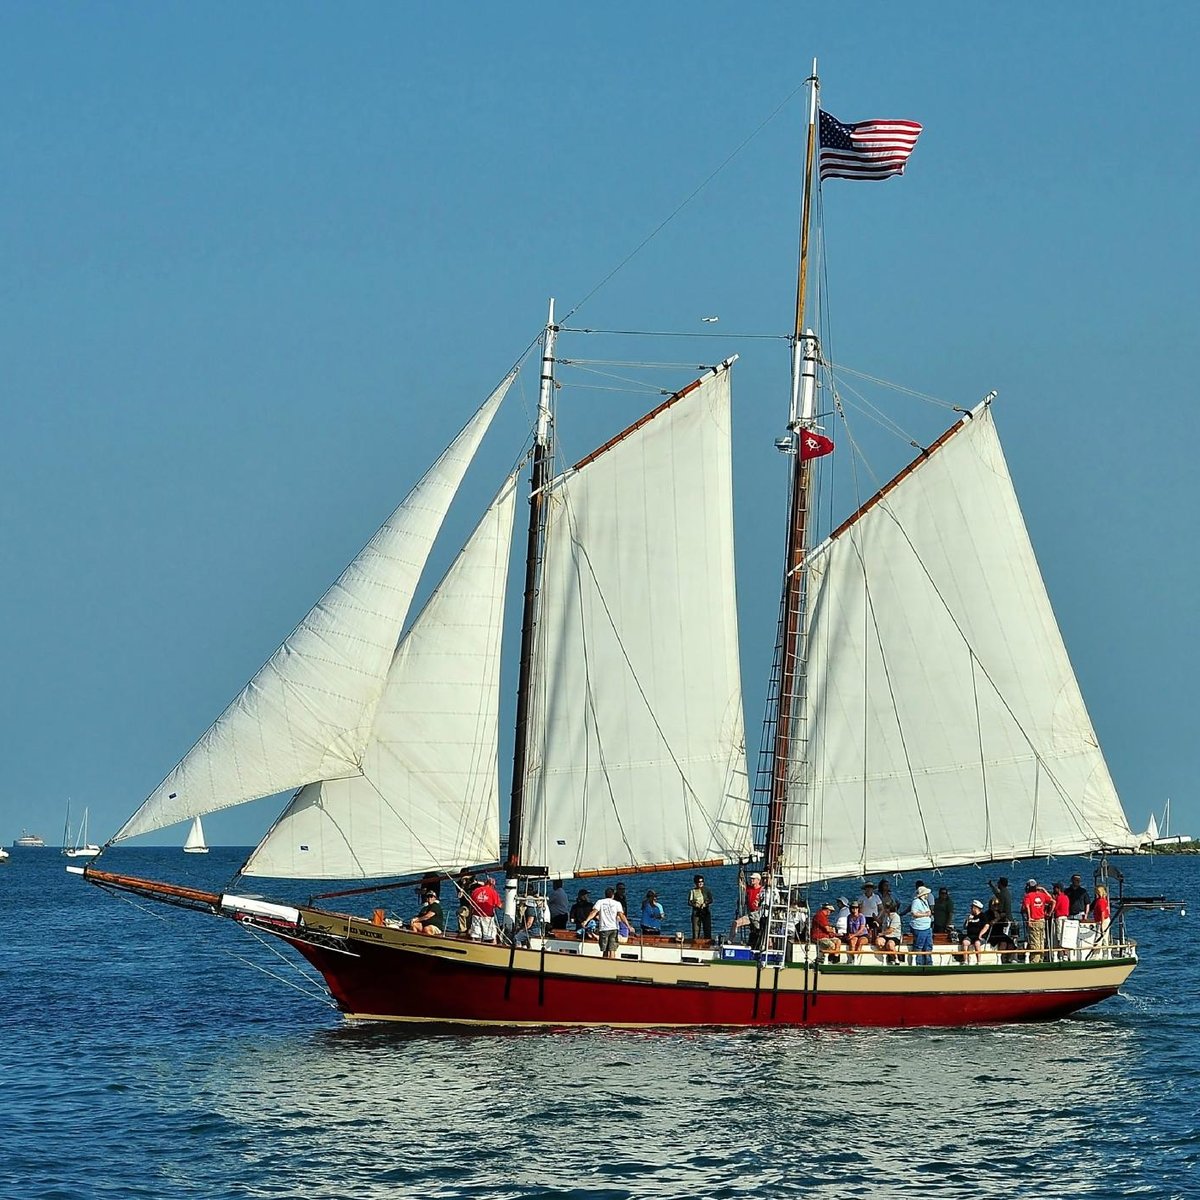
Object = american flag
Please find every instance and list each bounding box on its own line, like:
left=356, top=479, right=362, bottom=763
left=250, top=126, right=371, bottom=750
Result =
left=818, top=110, right=923, bottom=182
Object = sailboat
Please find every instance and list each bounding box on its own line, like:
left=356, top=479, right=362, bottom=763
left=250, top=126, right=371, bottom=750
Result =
left=183, top=816, right=209, bottom=854
left=63, top=804, right=101, bottom=859
left=80, top=71, right=1141, bottom=1028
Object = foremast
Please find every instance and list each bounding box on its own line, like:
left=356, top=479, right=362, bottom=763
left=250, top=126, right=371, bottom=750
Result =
left=764, top=65, right=822, bottom=884
left=505, top=300, right=557, bottom=911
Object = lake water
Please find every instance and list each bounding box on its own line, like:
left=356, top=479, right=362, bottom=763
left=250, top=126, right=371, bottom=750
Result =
left=3, top=848, right=1196, bottom=1199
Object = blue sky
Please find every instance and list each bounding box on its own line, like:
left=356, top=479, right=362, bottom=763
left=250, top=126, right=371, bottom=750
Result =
left=2, top=4, right=1197, bottom=849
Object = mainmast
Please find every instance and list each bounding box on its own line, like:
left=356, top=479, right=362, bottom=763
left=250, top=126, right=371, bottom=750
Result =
left=764, top=65, right=821, bottom=877
left=505, top=300, right=557, bottom=896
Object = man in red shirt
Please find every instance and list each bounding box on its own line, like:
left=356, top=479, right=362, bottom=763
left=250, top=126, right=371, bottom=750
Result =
left=809, top=901, right=842, bottom=961
left=1021, top=879, right=1053, bottom=962
left=746, top=872, right=765, bottom=950
left=468, top=875, right=503, bottom=944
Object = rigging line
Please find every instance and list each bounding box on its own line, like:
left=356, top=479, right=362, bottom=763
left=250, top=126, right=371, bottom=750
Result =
left=560, top=327, right=788, bottom=340
left=560, top=359, right=724, bottom=370
left=825, top=362, right=960, bottom=410
left=558, top=80, right=808, bottom=325
left=561, top=362, right=708, bottom=393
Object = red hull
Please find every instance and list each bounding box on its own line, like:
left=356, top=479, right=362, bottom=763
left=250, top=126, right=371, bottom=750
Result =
left=289, top=936, right=1125, bottom=1029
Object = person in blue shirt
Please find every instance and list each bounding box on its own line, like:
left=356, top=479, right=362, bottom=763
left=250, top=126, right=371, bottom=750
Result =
left=641, top=889, right=665, bottom=935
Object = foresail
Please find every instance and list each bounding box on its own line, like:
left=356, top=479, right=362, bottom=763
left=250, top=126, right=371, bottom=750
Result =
left=521, top=361, right=753, bottom=879
left=112, top=373, right=514, bottom=844
left=241, top=472, right=518, bottom=878
left=785, top=402, right=1137, bottom=885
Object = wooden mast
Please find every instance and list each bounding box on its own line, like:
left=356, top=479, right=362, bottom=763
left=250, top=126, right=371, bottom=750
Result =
left=764, top=65, right=821, bottom=876
left=505, top=301, right=557, bottom=892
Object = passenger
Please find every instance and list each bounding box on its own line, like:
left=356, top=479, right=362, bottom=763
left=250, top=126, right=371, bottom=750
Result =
left=746, top=872, right=765, bottom=947
left=456, top=868, right=476, bottom=935
left=845, top=901, right=870, bottom=955
left=570, top=888, right=593, bottom=929
left=640, top=889, right=664, bottom=935
left=932, top=887, right=955, bottom=935
left=876, top=879, right=897, bottom=913
left=547, top=879, right=571, bottom=931
left=409, top=889, right=445, bottom=936
left=1052, top=883, right=1070, bottom=958
left=513, top=894, right=543, bottom=947
left=832, top=897, right=851, bottom=937
left=875, top=903, right=903, bottom=963
left=1091, top=885, right=1112, bottom=944
left=583, top=886, right=626, bottom=959
left=1066, top=873, right=1090, bottom=919
left=614, top=882, right=629, bottom=913
left=986, top=898, right=1017, bottom=956
left=957, top=899, right=991, bottom=964
left=468, top=874, right=503, bottom=943
left=987, top=876, right=1014, bottom=922
left=809, top=900, right=842, bottom=961
left=858, top=881, right=882, bottom=925
left=909, top=883, right=934, bottom=966
left=1021, top=879, right=1053, bottom=962
left=688, top=874, right=714, bottom=942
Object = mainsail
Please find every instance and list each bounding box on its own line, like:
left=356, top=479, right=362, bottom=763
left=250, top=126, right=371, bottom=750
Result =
left=784, top=401, right=1137, bottom=884
left=242, top=473, right=518, bottom=878
left=520, top=362, right=753, bottom=878
left=112, top=374, right=514, bottom=844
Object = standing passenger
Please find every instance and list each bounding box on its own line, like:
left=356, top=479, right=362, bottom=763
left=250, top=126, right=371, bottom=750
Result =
left=640, top=890, right=664, bottom=935
left=1021, top=880, right=1053, bottom=962
left=688, top=875, right=714, bottom=942
left=584, top=887, right=626, bottom=959
left=909, top=884, right=934, bottom=966
left=547, top=879, right=570, bottom=931
left=932, top=887, right=955, bottom=935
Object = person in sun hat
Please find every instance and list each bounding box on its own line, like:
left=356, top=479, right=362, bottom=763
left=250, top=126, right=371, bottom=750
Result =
left=833, top=896, right=851, bottom=936
left=909, top=883, right=934, bottom=966
left=857, top=880, right=882, bottom=923
left=957, top=899, right=991, bottom=965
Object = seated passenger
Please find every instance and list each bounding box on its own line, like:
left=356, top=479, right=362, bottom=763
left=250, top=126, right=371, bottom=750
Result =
left=809, top=900, right=842, bottom=961
left=409, top=889, right=445, bottom=937
left=874, top=903, right=902, bottom=963
left=957, top=899, right=991, bottom=964
left=845, top=901, right=870, bottom=954
left=986, top=898, right=1017, bottom=955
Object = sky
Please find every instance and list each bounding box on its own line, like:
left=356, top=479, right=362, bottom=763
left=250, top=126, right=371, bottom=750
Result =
left=2, top=4, right=1197, bottom=850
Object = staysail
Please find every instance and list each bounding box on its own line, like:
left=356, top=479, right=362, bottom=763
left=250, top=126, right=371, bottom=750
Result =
left=241, top=472, right=518, bottom=878
left=520, top=361, right=753, bottom=878
left=784, top=401, right=1138, bottom=885
left=111, top=373, right=514, bottom=844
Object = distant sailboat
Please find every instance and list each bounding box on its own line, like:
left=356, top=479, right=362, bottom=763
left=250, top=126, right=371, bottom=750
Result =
left=63, top=804, right=102, bottom=859
left=183, top=815, right=209, bottom=854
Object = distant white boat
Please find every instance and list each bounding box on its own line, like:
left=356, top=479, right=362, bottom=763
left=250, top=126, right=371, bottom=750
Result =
left=1140, top=798, right=1192, bottom=848
left=15, top=830, right=46, bottom=848
left=63, top=803, right=102, bottom=859
left=183, top=815, right=209, bottom=854
left=0, top=845, right=9, bottom=862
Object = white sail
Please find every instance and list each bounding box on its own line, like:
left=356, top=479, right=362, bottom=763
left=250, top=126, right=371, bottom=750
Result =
left=785, top=401, right=1137, bottom=885
left=111, top=375, right=514, bottom=844
left=242, top=472, right=519, bottom=879
left=520, top=361, right=753, bottom=878
left=183, top=815, right=208, bottom=853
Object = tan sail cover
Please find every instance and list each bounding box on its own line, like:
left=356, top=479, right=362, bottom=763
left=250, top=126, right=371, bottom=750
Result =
left=520, top=362, right=753, bottom=878
left=112, top=374, right=513, bottom=843
left=241, top=474, right=518, bottom=878
left=785, top=402, right=1137, bottom=885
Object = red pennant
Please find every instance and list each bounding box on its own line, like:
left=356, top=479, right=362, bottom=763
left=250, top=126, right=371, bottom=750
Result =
left=799, top=430, right=835, bottom=461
